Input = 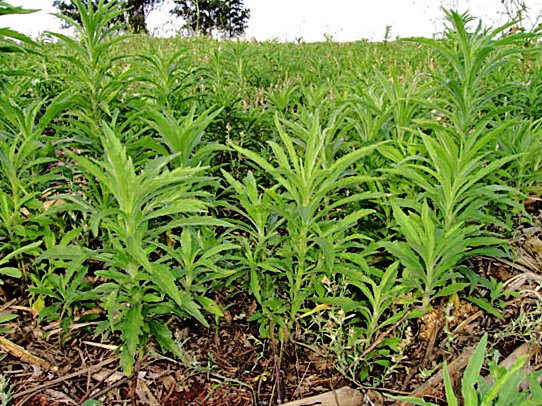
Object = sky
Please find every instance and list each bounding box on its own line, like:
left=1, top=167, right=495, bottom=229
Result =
left=2, top=0, right=542, bottom=42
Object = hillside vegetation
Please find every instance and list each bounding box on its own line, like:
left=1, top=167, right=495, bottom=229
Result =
left=1, top=3, right=542, bottom=405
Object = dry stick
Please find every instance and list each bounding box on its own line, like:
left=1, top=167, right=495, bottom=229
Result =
left=0, top=298, right=16, bottom=313
left=421, top=306, right=442, bottom=370
left=361, top=308, right=413, bottom=360
left=342, top=308, right=414, bottom=381
left=274, top=347, right=284, bottom=404
left=47, top=322, right=100, bottom=338
left=401, top=306, right=443, bottom=392
left=411, top=344, right=476, bottom=398
left=280, top=387, right=363, bottom=406
left=12, top=357, right=118, bottom=399
left=269, top=320, right=283, bottom=405
left=136, top=379, right=161, bottom=406
left=42, top=308, right=103, bottom=331
left=400, top=364, right=419, bottom=393
left=452, top=310, right=483, bottom=335
left=130, top=352, right=143, bottom=406
left=80, top=363, right=123, bottom=404
left=82, top=340, right=118, bottom=351
left=0, top=336, right=58, bottom=372
left=291, top=360, right=312, bottom=400
left=493, top=257, right=535, bottom=274
left=83, top=376, right=128, bottom=402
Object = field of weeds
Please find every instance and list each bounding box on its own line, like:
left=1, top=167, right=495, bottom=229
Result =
left=1, top=1, right=542, bottom=405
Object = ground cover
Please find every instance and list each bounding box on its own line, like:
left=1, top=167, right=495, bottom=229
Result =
left=1, top=2, right=542, bottom=404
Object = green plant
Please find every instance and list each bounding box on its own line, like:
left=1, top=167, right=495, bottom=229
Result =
left=387, top=333, right=542, bottom=405
left=318, top=261, right=412, bottom=383
left=50, top=0, right=131, bottom=143
left=153, top=227, right=237, bottom=313
left=0, top=1, right=38, bottom=92
left=31, top=248, right=98, bottom=328
left=462, top=268, right=518, bottom=319
left=1, top=2, right=541, bottom=397
left=0, top=312, right=16, bottom=334
left=143, top=105, right=223, bottom=168
left=227, top=110, right=384, bottom=340
left=389, top=125, right=517, bottom=230
left=134, top=45, right=198, bottom=110
left=410, top=9, right=532, bottom=135
left=0, top=373, right=12, bottom=406
left=383, top=202, right=488, bottom=306
left=380, top=11, right=528, bottom=308
left=47, top=124, right=224, bottom=375
left=496, top=120, right=542, bottom=196
left=0, top=92, right=71, bottom=280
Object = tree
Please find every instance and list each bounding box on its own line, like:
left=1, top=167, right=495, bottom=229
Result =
left=171, top=0, right=250, bottom=38
left=53, top=0, right=163, bottom=33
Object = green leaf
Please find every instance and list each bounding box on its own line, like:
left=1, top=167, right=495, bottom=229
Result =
left=481, top=355, right=529, bottom=406
left=120, top=302, right=143, bottom=377
left=443, top=362, right=459, bottom=406
left=314, top=296, right=361, bottom=312
left=250, top=268, right=261, bottom=304
left=147, top=320, right=182, bottom=358
left=384, top=394, right=438, bottom=406
left=81, top=400, right=102, bottom=406
left=462, top=333, right=488, bottom=405
left=196, top=297, right=224, bottom=318
left=465, top=297, right=504, bottom=320
left=433, top=283, right=470, bottom=299
left=0, top=241, right=42, bottom=266
left=0, top=267, right=21, bottom=278
left=149, top=263, right=209, bottom=327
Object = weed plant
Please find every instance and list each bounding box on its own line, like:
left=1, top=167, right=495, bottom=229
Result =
left=0, top=0, right=540, bottom=392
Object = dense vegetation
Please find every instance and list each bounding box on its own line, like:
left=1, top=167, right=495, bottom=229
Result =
left=1, top=1, right=542, bottom=404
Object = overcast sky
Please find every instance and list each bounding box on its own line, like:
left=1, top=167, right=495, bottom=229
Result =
left=2, top=0, right=542, bottom=42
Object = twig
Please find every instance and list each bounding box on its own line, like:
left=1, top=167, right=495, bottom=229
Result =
left=269, top=320, right=284, bottom=404
left=207, top=372, right=256, bottom=404
left=80, top=365, right=123, bottom=403
left=83, top=376, right=128, bottom=402
left=359, top=307, right=414, bottom=360
left=494, top=257, right=535, bottom=274
left=136, top=379, right=161, bottom=406
left=47, top=322, right=100, bottom=338
left=421, top=305, right=442, bottom=369
left=0, top=336, right=58, bottom=372
left=9, top=305, right=34, bottom=314
left=43, top=308, right=103, bottom=331
left=0, top=298, right=16, bottom=313
left=343, top=308, right=414, bottom=381
left=275, top=352, right=283, bottom=404
left=400, top=366, right=418, bottom=393
left=411, top=343, right=476, bottom=397
left=452, top=310, right=483, bottom=335
left=401, top=306, right=443, bottom=391
left=280, top=387, right=362, bottom=406
left=130, top=352, right=143, bottom=406
left=12, top=357, right=117, bottom=399
left=82, top=340, right=118, bottom=351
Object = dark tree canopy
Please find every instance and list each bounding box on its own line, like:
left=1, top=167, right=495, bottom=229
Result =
left=171, top=0, right=250, bottom=38
left=53, top=0, right=163, bottom=33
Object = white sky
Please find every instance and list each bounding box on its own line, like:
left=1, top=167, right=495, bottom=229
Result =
left=2, top=0, right=542, bottom=42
